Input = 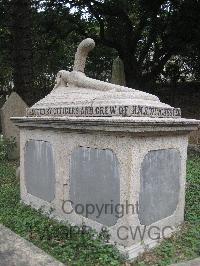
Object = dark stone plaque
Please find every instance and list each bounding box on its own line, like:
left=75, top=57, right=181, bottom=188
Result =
left=24, top=140, right=55, bottom=202
left=139, top=149, right=181, bottom=225
left=70, top=147, right=120, bottom=226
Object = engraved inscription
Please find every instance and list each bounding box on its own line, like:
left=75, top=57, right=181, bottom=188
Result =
left=26, top=105, right=181, bottom=118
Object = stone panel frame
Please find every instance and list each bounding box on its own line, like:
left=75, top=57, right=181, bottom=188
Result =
left=19, top=128, right=188, bottom=249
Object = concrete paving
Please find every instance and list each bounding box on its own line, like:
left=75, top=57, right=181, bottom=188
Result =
left=0, top=224, right=65, bottom=266
left=170, top=258, right=200, bottom=266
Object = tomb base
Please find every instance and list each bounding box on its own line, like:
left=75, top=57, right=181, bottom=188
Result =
left=13, top=116, right=199, bottom=259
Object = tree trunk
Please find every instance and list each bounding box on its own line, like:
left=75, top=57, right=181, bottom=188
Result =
left=119, top=52, right=141, bottom=89
left=124, top=67, right=140, bottom=89
left=11, top=0, right=33, bottom=106
left=170, top=80, right=177, bottom=106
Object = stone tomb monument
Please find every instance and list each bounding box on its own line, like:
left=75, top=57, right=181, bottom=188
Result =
left=12, top=39, right=199, bottom=259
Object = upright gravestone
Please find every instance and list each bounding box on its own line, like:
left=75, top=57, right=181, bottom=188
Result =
left=12, top=39, right=200, bottom=260
left=0, top=92, right=28, bottom=158
left=111, top=56, right=126, bottom=86
left=0, top=95, right=6, bottom=133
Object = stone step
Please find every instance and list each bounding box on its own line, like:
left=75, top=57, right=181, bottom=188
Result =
left=170, top=258, right=200, bottom=266
left=0, top=224, right=65, bottom=266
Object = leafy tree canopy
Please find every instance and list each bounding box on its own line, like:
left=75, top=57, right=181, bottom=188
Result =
left=0, top=0, right=199, bottom=102
left=65, top=0, right=200, bottom=87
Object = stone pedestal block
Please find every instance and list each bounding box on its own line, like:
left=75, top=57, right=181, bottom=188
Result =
left=13, top=117, right=199, bottom=259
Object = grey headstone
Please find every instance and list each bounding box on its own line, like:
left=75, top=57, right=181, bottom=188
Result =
left=139, top=149, right=181, bottom=225
left=0, top=92, right=28, bottom=158
left=24, top=140, right=55, bottom=202
left=70, top=147, right=120, bottom=226
left=0, top=95, right=6, bottom=133
left=111, top=56, right=126, bottom=86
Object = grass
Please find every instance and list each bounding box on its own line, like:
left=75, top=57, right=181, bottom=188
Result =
left=0, top=156, right=199, bottom=266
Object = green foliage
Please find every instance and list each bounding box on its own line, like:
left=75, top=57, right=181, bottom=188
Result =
left=0, top=156, right=200, bottom=265
left=185, top=156, right=200, bottom=224
left=0, top=0, right=117, bottom=103
left=0, top=136, right=16, bottom=161
left=67, top=0, right=200, bottom=87
left=0, top=0, right=13, bottom=95
left=1, top=0, right=200, bottom=101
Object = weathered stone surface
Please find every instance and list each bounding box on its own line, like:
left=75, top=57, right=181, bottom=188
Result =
left=25, top=38, right=183, bottom=120
left=70, top=147, right=120, bottom=226
left=170, top=258, right=200, bottom=266
left=139, top=149, right=181, bottom=225
left=0, top=95, right=6, bottom=133
left=12, top=116, right=200, bottom=134
left=73, top=38, right=95, bottom=73
left=0, top=92, right=27, bottom=157
left=18, top=128, right=190, bottom=260
left=0, top=224, right=65, bottom=266
left=24, top=140, right=55, bottom=202
left=111, top=56, right=126, bottom=86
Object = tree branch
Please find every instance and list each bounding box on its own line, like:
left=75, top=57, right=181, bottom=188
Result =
left=86, top=3, right=123, bottom=51
left=143, top=52, right=172, bottom=81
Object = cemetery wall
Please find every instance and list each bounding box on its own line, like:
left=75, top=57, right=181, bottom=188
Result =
left=151, top=81, right=200, bottom=144
left=152, top=81, right=200, bottom=119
